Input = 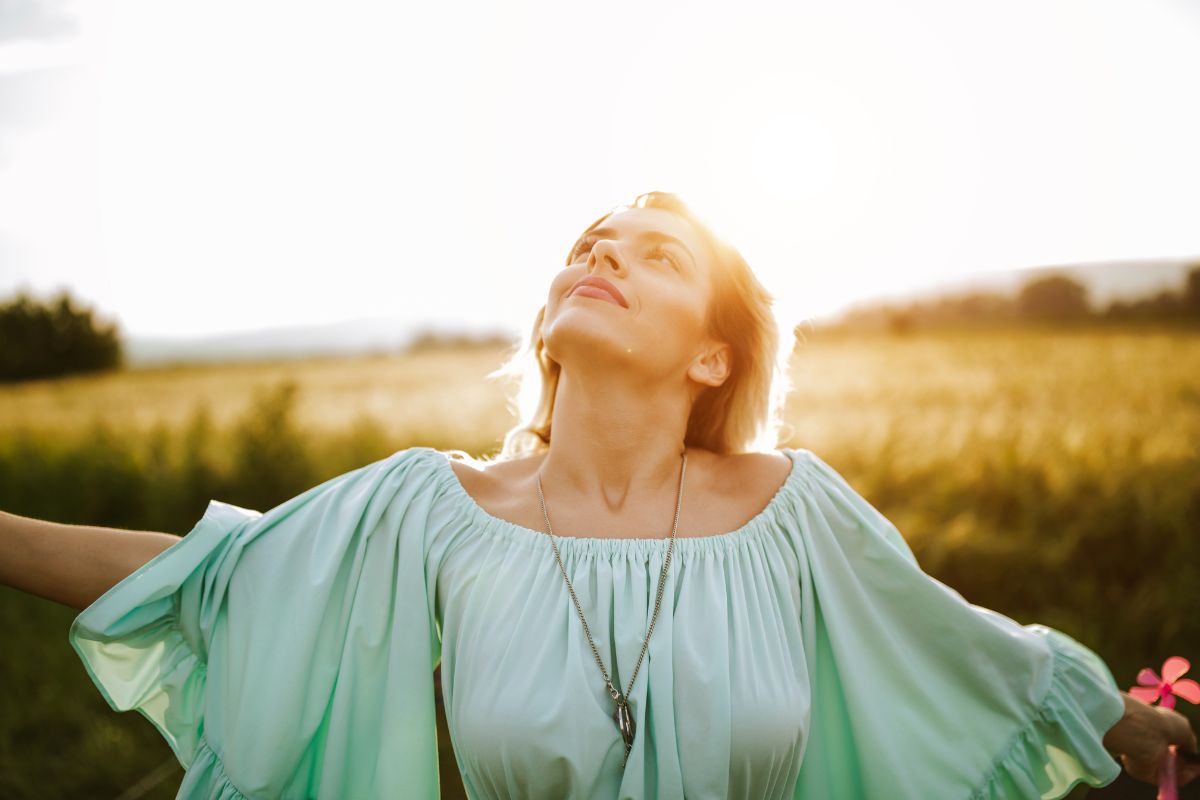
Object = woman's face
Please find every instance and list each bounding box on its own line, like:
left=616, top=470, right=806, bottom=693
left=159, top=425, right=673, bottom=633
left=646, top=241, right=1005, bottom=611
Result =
left=541, top=207, right=726, bottom=385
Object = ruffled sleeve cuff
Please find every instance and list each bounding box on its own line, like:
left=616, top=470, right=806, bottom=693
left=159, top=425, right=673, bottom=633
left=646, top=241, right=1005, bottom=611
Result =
left=971, top=625, right=1128, bottom=800
left=68, top=499, right=257, bottom=772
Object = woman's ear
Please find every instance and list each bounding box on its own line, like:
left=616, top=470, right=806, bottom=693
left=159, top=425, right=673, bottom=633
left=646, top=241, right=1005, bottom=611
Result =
left=688, top=341, right=732, bottom=388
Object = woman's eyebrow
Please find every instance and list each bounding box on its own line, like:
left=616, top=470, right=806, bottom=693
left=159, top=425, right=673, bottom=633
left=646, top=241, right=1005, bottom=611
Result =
left=573, top=227, right=696, bottom=269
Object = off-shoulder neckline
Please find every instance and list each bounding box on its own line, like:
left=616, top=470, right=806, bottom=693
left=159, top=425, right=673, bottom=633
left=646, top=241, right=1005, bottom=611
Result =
left=415, top=445, right=811, bottom=554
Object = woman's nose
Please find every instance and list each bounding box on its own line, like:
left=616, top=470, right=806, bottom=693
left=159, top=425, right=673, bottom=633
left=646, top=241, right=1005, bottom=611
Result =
left=589, top=239, right=627, bottom=275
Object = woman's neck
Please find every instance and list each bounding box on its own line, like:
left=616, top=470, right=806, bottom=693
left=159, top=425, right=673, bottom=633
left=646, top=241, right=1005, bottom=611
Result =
left=538, top=367, right=691, bottom=512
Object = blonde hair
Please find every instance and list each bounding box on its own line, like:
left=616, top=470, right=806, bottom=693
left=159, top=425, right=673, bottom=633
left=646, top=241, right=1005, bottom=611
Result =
left=478, top=191, right=795, bottom=463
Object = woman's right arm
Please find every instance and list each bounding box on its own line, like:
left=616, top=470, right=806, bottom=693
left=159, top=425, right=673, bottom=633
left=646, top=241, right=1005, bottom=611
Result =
left=0, top=510, right=181, bottom=611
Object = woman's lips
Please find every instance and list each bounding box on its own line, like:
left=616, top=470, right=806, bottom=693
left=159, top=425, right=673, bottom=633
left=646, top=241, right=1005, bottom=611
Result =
left=570, top=285, right=624, bottom=306
left=568, top=276, right=628, bottom=307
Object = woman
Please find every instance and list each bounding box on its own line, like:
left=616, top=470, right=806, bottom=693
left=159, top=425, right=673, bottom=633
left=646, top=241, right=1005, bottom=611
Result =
left=2, top=191, right=1196, bottom=798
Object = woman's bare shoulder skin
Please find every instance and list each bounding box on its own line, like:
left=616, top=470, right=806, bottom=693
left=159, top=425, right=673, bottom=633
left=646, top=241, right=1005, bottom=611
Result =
left=711, top=450, right=793, bottom=508
left=446, top=453, right=538, bottom=513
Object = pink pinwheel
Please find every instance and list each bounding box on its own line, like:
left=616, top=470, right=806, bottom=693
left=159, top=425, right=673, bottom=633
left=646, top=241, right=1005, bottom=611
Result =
left=1129, top=656, right=1200, bottom=710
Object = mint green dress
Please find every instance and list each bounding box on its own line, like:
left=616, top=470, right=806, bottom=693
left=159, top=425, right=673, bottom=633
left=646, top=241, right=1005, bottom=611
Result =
left=69, top=446, right=1127, bottom=799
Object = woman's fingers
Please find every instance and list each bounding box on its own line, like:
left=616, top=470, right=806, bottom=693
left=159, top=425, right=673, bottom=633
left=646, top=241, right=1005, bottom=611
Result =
left=1120, top=747, right=1200, bottom=787
left=1118, top=752, right=1161, bottom=785
left=1165, top=707, right=1197, bottom=748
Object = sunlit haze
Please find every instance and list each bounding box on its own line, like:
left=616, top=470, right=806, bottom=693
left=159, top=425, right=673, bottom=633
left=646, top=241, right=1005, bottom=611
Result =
left=1, top=0, right=1198, bottom=340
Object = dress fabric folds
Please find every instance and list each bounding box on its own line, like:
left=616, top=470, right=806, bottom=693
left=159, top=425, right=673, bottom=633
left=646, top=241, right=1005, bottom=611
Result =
left=70, top=446, right=1127, bottom=799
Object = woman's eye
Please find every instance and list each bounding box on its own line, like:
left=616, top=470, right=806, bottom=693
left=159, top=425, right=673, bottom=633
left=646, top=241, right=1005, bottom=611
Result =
left=570, top=238, right=679, bottom=271
left=570, top=238, right=597, bottom=262
left=649, top=246, right=680, bottom=270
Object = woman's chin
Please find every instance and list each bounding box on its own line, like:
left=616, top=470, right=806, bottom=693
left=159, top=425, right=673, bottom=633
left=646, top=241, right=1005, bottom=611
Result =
left=544, top=325, right=641, bottom=362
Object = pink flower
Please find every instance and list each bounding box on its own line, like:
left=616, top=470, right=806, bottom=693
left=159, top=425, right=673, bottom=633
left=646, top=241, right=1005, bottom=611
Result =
left=1128, top=656, right=1200, bottom=710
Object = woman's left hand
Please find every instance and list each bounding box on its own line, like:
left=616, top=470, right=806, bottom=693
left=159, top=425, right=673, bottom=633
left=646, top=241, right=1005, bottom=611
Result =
left=1104, top=692, right=1200, bottom=787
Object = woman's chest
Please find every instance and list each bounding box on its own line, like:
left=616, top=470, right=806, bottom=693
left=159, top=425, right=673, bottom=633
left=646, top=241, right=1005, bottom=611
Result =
left=432, top=539, right=813, bottom=799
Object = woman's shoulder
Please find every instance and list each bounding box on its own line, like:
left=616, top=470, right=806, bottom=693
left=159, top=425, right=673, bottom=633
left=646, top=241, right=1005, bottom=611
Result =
left=724, top=448, right=794, bottom=489
left=443, top=450, right=539, bottom=520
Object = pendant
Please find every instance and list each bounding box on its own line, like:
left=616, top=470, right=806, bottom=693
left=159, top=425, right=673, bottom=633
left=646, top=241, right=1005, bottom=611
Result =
left=613, top=694, right=635, bottom=752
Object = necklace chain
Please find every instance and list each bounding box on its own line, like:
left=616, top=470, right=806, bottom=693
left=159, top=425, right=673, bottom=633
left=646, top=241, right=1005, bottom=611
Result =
left=535, top=451, right=686, bottom=767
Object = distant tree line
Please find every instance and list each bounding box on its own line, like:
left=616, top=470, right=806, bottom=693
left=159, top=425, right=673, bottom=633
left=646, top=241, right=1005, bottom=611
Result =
left=0, top=288, right=124, bottom=382
left=829, top=262, right=1200, bottom=335
left=0, top=286, right=518, bottom=383
left=403, top=328, right=515, bottom=354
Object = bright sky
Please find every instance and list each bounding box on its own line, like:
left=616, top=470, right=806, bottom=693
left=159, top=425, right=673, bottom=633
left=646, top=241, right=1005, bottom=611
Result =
left=1, top=0, right=1198, bottom=339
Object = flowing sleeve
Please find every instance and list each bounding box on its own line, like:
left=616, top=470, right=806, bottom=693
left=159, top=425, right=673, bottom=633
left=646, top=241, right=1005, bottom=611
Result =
left=789, top=450, right=1127, bottom=800
left=68, top=447, right=445, bottom=799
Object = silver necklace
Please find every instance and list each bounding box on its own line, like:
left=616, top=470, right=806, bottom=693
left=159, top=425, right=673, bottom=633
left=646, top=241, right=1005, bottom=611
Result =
left=535, top=451, right=686, bottom=768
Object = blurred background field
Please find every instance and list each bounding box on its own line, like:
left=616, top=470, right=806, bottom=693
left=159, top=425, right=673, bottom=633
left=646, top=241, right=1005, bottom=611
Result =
left=1, top=323, right=1197, bottom=798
